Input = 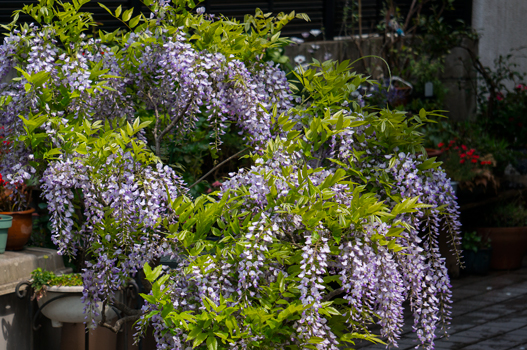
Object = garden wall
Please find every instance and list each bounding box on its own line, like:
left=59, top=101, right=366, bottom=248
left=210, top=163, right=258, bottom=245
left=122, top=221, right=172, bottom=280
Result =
left=472, top=0, right=527, bottom=89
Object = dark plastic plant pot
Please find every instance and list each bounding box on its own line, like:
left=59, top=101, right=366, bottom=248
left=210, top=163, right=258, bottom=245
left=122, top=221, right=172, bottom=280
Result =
left=463, top=248, right=492, bottom=275
left=477, top=227, right=527, bottom=270
left=0, top=214, right=13, bottom=254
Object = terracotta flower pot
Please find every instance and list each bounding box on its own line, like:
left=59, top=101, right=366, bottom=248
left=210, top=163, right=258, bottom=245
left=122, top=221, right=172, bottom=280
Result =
left=0, top=207, right=35, bottom=251
left=425, top=148, right=443, bottom=158
left=477, top=227, right=527, bottom=270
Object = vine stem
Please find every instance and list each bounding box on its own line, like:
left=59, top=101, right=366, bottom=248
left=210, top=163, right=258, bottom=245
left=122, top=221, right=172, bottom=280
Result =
left=189, top=147, right=249, bottom=189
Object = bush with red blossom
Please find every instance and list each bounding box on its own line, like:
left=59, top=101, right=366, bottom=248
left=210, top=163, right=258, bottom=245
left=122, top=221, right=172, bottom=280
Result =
left=438, top=140, right=497, bottom=191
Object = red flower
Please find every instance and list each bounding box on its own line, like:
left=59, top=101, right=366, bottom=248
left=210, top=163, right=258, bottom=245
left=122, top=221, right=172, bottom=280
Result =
left=460, top=159, right=465, bottom=164
left=467, top=149, right=475, bottom=156
left=438, top=142, right=445, bottom=148
left=471, top=159, right=477, bottom=163
left=496, top=92, right=504, bottom=101
left=461, top=145, right=467, bottom=151
left=473, top=155, right=480, bottom=159
left=460, top=153, right=466, bottom=158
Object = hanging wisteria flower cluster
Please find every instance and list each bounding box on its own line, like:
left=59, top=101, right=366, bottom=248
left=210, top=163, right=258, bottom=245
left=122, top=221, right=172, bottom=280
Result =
left=137, top=61, right=462, bottom=350
left=0, top=0, right=463, bottom=349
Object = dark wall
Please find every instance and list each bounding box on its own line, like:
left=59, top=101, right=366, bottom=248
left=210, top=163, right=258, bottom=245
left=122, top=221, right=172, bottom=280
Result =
left=0, top=0, right=471, bottom=41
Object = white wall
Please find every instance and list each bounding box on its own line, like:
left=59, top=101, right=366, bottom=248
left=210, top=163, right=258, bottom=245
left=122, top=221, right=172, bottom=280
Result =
left=472, top=0, right=527, bottom=86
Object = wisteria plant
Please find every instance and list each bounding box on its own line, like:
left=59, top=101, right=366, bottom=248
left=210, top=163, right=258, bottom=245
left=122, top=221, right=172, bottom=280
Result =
left=0, top=0, right=462, bottom=349
left=133, top=60, right=462, bottom=350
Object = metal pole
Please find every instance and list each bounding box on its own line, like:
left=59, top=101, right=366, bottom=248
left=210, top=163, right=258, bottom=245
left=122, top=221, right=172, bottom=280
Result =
left=85, top=327, right=90, bottom=350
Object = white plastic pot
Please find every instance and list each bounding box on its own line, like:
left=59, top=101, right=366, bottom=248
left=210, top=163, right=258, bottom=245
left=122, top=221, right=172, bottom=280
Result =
left=37, top=285, right=120, bottom=328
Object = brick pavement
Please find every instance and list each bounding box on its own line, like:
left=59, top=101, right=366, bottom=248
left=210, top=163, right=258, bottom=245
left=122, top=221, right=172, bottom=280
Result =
left=352, top=257, right=527, bottom=350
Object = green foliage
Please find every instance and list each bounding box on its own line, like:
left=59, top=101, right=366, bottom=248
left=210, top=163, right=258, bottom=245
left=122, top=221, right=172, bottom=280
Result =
left=477, top=51, right=527, bottom=148
left=489, top=201, right=527, bottom=228
left=30, top=268, right=83, bottom=300
left=289, top=59, right=444, bottom=157
left=462, top=231, right=490, bottom=253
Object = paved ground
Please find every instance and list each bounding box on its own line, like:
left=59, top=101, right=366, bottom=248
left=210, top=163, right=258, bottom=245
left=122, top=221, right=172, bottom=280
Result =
left=354, top=257, right=527, bottom=350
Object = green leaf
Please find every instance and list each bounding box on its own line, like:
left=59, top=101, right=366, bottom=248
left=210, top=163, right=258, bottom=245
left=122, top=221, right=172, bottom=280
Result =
left=122, top=8, right=133, bottom=22
left=193, top=331, right=208, bottom=348
left=129, top=15, right=140, bottom=28
left=206, top=336, right=218, bottom=350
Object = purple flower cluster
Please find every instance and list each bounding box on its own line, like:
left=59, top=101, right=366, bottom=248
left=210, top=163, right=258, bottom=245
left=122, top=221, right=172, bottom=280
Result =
left=297, top=235, right=339, bottom=349
left=41, top=151, right=187, bottom=323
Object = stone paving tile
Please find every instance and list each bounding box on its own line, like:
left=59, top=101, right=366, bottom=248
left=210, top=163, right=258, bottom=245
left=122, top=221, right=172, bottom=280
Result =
left=460, top=337, right=521, bottom=349
left=504, top=327, right=527, bottom=342
left=346, top=258, right=527, bottom=349
left=507, top=345, right=527, bottom=350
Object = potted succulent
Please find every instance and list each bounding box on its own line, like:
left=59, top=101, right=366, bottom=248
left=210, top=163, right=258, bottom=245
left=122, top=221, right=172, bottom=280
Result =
left=30, top=268, right=121, bottom=349
left=0, top=172, right=35, bottom=250
left=31, top=268, right=120, bottom=327
left=462, top=231, right=492, bottom=275
left=478, top=201, right=527, bottom=270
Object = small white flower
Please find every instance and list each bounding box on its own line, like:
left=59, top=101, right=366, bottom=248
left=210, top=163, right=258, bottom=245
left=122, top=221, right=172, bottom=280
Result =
left=294, top=55, right=306, bottom=64
left=309, top=29, right=322, bottom=37
left=291, top=37, right=304, bottom=45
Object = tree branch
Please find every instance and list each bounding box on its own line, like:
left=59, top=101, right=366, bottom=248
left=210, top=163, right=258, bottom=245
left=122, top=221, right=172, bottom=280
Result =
left=403, top=0, right=417, bottom=31
left=147, top=93, right=162, bottom=157
left=156, top=97, right=194, bottom=156
left=99, top=315, right=140, bottom=334
left=322, top=287, right=345, bottom=302
left=111, top=299, right=140, bottom=316
left=189, top=147, right=249, bottom=189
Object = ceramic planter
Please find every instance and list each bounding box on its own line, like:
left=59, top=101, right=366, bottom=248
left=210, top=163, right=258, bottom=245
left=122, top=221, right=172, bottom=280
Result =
left=0, top=214, right=13, bottom=254
left=37, top=285, right=120, bottom=328
left=0, top=207, right=35, bottom=250
left=477, top=227, right=527, bottom=270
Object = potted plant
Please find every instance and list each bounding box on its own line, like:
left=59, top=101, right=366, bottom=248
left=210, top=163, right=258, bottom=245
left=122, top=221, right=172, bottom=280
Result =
left=0, top=214, right=13, bottom=253
left=478, top=201, right=527, bottom=270
left=438, top=140, right=497, bottom=195
left=462, top=231, right=492, bottom=275
left=31, top=268, right=120, bottom=327
left=0, top=171, right=35, bottom=250
left=30, top=268, right=122, bottom=350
